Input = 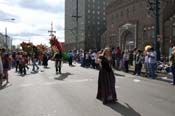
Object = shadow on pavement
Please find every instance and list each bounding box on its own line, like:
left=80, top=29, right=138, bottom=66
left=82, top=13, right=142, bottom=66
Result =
left=115, top=69, right=172, bottom=84
left=107, top=102, right=141, bottom=116
left=114, top=73, right=125, bottom=77
left=43, top=67, right=50, bottom=69
left=69, top=65, right=76, bottom=67
left=54, top=72, right=73, bottom=81
left=0, top=83, right=12, bottom=90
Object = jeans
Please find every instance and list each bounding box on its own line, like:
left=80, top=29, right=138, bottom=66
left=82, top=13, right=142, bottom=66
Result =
left=148, top=63, right=156, bottom=79
left=32, top=58, right=39, bottom=71
left=55, top=60, right=61, bottom=73
left=136, top=63, right=142, bottom=75
left=171, top=66, right=175, bottom=84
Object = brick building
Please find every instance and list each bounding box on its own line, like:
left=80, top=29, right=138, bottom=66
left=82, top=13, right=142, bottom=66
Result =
left=102, top=0, right=175, bottom=55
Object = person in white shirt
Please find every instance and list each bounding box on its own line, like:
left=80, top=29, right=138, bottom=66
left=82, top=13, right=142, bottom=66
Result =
left=148, top=48, right=157, bottom=79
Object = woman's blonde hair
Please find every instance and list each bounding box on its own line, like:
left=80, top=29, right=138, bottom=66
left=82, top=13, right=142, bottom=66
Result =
left=100, top=47, right=111, bottom=56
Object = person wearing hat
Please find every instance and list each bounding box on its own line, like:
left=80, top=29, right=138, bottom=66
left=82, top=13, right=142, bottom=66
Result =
left=169, top=47, right=175, bottom=85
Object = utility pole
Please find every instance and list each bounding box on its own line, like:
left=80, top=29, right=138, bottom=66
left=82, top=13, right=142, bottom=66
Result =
left=155, top=0, right=160, bottom=61
left=5, top=27, right=8, bottom=49
left=48, top=22, right=56, bottom=37
left=148, top=0, right=160, bottom=61
left=72, top=0, right=81, bottom=50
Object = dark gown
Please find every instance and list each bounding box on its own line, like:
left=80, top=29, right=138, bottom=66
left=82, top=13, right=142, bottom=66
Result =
left=96, top=56, right=117, bottom=104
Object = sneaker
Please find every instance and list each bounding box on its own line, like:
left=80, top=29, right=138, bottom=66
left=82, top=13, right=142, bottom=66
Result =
left=171, top=83, right=175, bottom=85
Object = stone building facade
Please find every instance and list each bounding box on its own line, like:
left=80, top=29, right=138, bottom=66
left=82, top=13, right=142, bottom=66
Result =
left=102, top=0, right=175, bottom=55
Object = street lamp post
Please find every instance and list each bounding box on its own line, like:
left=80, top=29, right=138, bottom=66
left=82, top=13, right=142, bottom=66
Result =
left=0, top=18, right=15, bottom=50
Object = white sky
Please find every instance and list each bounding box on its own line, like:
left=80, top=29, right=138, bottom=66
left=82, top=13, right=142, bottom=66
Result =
left=0, top=0, right=65, bottom=46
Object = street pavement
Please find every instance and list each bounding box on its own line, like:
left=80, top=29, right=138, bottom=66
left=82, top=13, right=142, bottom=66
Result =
left=0, top=61, right=175, bottom=116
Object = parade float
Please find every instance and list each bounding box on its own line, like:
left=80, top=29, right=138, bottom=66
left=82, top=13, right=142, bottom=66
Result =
left=20, top=42, right=47, bottom=54
left=20, top=42, right=34, bottom=53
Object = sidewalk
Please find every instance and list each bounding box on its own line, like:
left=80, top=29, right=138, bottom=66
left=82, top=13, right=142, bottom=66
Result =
left=113, top=65, right=173, bottom=83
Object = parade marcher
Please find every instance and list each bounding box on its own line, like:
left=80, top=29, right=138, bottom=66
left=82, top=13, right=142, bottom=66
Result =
left=12, top=51, right=16, bottom=68
left=169, top=47, right=175, bottom=85
left=42, top=52, right=48, bottom=68
left=96, top=47, right=117, bottom=104
left=32, top=51, right=39, bottom=71
left=15, top=52, right=21, bottom=72
left=55, top=50, right=62, bottom=74
left=1, top=48, right=10, bottom=83
left=148, top=47, right=157, bottom=79
left=19, top=54, right=27, bottom=75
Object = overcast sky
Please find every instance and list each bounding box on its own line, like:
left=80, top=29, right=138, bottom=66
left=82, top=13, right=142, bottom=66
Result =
left=0, top=0, right=65, bottom=46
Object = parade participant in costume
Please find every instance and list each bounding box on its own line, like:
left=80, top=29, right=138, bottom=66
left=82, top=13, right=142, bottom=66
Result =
left=32, top=48, right=39, bottom=71
left=96, top=47, right=117, bottom=104
left=1, top=48, right=10, bottom=83
left=50, top=36, right=70, bottom=74
left=54, top=50, right=62, bottom=74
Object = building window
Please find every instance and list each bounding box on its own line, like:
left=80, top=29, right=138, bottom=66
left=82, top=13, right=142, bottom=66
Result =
left=111, top=15, right=114, bottom=24
left=133, top=6, right=135, bottom=14
left=103, top=17, right=106, bottom=21
left=116, top=13, right=118, bottom=19
left=97, top=11, right=100, bottom=15
left=103, top=12, right=106, bottom=15
left=103, top=1, right=106, bottom=5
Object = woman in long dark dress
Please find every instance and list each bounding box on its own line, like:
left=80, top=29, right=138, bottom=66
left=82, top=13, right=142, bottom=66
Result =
left=96, top=48, right=117, bottom=104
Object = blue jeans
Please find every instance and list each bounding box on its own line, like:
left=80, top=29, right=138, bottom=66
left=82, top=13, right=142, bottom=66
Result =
left=149, top=63, right=156, bottom=79
left=32, top=58, right=39, bottom=71
left=171, top=66, right=175, bottom=84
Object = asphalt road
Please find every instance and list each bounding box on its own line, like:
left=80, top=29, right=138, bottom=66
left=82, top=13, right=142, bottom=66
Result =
left=0, top=61, right=174, bottom=116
